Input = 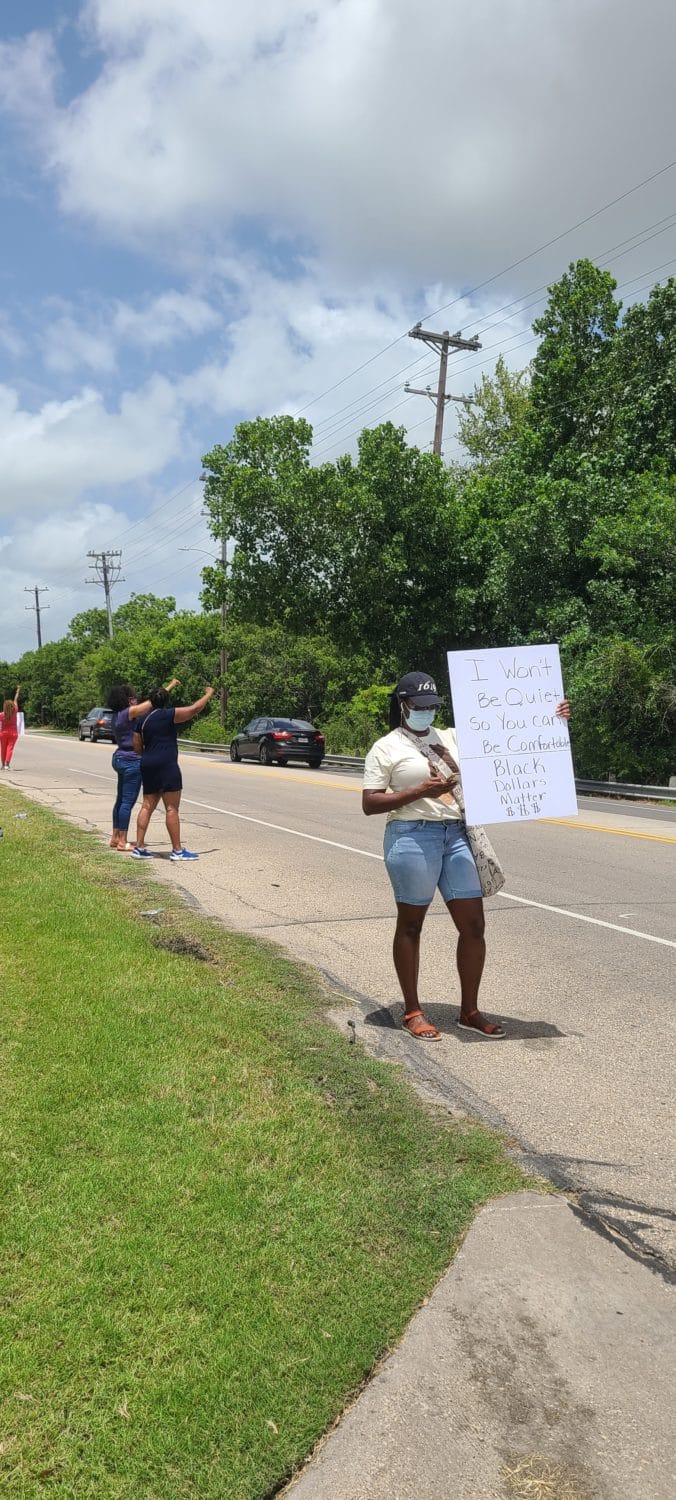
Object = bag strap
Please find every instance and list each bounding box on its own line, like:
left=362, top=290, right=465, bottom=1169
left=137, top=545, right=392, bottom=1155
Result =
left=139, top=707, right=160, bottom=749
left=398, top=726, right=458, bottom=782
left=398, top=727, right=463, bottom=811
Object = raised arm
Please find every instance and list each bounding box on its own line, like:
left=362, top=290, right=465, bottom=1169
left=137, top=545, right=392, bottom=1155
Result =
left=128, top=677, right=181, bottom=720
left=174, top=686, right=215, bottom=725
left=14, top=683, right=20, bottom=705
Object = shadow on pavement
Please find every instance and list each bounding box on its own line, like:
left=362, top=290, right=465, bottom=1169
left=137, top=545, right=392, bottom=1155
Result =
left=364, top=1003, right=565, bottom=1041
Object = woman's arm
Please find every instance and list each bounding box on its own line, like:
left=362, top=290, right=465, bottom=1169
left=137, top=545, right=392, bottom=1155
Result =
left=128, top=677, right=181, bottom=720
left=13, top=683, right=20, bottom=705
left=174, top=686, right=215, bottom=725
left=362, top=772, right=452, bottom=816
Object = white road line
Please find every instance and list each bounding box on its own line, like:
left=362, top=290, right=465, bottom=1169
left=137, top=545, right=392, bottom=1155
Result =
left=69, top=772, right=383, bottom=860
left=495, top=892, right=675, bottom=948
left=185, top=796, right=384, bottom=860
left=68, top=770, right=675, bottom=949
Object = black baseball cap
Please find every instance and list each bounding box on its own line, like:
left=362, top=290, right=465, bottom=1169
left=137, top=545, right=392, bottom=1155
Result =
left=395, top=671, right=442, bottom=707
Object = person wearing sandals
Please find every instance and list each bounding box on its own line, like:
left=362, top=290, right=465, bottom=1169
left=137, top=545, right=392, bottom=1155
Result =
left=362, top=670, right=571, bottom=1041
left=107, top=679, right=181, bottom=851
left=131, top=683, right=214, bottom=861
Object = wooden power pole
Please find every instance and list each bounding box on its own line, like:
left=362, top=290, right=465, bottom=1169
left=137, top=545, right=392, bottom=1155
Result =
left=24, top=585, right=49, bottom=648
left=405, top=324, right=481, bottom=454
left=86, top=550, right=124, bottom=638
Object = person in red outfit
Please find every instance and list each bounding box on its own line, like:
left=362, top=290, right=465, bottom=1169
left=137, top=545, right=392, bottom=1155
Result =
left=0, top=683, right=21, bottom=768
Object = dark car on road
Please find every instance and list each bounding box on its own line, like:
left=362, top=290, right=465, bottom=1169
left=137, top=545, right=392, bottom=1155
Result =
left=230, top=717, right=325, bottom=768
left=78, top=707, right=114, bottom=743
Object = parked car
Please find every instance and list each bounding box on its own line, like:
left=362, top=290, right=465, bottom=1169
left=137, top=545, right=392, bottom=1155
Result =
left=230, top=717, right=325, bottom=767
left=78, top=707, right=114, bottom=743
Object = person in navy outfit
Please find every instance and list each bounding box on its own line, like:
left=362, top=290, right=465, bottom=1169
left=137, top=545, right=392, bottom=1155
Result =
left=130, top=683, right=214, bottom=862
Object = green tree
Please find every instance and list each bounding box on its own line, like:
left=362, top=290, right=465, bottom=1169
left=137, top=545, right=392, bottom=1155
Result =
left=203, top=417, right=488, bottom=665
left=457, top=355, right=531, bottom=464
left=610, top=277, right=676, bottom=474
left=529, top=258, right=620, bottom=469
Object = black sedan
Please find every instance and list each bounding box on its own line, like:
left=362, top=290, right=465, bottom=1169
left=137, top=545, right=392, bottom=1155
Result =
left=230, top=717, right=325, bottom=767
left=78, top=707, right=114, bottom=743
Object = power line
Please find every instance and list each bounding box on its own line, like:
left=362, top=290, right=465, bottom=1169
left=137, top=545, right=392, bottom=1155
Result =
left=420, top=159, right=676, bottom=327
left=312, top=253, right=676, bottom=462
left=105, top=476, right=200, bottom=548
left=311, top=211, right=676, bottom=445
left=123, top=503, right=207, bottom=570
left=292, top=159, right=676, bottom=421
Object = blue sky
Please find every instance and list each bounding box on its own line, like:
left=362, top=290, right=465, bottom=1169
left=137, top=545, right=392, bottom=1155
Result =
left=1, top=0, right=675, bottom=658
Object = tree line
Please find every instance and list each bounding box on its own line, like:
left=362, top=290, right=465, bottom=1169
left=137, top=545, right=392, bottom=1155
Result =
left=2, top=260, right=675, bottom=781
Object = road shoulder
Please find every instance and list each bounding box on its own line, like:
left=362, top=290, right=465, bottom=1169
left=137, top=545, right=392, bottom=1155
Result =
left=284, top=1192, right=675, bottom=1500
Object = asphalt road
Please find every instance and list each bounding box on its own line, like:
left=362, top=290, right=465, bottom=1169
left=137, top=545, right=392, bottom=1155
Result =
left=6, top=734, right=676, bottom=1269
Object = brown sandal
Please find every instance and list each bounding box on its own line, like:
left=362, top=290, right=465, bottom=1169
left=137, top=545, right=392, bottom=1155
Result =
left=403, top=1009, right=441, bottom=1041
left=457, top=1009, right=506, bottom=1038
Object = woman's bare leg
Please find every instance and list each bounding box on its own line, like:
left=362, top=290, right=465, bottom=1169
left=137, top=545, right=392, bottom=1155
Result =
left=135, top=793, right=160, bottom=848
left=392, top=902, right=439, bottom=1038
left=162, top=790, right=182, bottom=852
left=446, top=897, right=504, bottom=1035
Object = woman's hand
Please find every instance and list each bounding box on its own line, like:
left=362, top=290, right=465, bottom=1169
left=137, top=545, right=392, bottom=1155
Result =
left=418, top=770, right=454, bottom=800
left=167, top=677, right=181, bottom=691
left=204, top=685, right=215, bottom=700
left=555, top=699, right=571, bottom=719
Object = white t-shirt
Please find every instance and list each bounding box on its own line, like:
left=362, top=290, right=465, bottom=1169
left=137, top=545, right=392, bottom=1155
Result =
left=363, top=726, right=461, bottom=823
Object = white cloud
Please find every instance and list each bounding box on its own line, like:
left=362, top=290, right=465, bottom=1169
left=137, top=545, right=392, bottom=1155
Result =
left=0, top=316, right=26, bottom=359
left=113, top=290, right=219, bottom=348
left=41, top=290, right=220, bottom=374
left=0, top=486, right=214, bottom=661
left=43, top=315, right=117, bottom=374
left=0, top=500, right=126, bottom=659
left=0, top=375, right=183, bottom=512
left=1, top=1, right=675, bottom=285
left=177, top=254, right=535, bottom=462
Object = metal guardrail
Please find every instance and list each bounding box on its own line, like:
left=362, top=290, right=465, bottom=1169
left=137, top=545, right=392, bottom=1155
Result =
left=181, top=740, right=676, bottom=801
left=573, top=778, right=675, bottom=802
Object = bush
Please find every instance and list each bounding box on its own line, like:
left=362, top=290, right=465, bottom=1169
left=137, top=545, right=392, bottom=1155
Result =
left=562, top=635, right=676, bottom=782
left=183, top=710, right=231, bottom=743
left=323, top=685, right=392, bottom=756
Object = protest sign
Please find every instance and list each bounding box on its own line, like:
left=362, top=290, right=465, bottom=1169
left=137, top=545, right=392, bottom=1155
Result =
left=446, top=643, right=577, bottom=825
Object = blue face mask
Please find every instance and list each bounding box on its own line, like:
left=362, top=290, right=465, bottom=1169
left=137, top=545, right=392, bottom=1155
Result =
left=405, top=707, right=436, bottom=731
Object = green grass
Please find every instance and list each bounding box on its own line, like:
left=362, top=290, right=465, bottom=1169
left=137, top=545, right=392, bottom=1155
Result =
left=0, top=786, right=529, bottom=1499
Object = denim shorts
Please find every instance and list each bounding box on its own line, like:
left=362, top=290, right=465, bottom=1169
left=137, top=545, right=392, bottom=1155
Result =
left=383, top=819, right=482, bottom=906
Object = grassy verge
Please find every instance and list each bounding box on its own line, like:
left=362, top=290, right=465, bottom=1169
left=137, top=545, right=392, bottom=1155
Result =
left=0, top=785, right=530, bottom=1499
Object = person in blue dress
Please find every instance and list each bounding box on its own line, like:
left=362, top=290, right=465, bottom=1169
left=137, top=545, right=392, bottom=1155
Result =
left=131, top=683, right=214, bottom=861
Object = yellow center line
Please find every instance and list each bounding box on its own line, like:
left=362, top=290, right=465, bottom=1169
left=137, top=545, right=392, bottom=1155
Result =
left=541, top=817, right=676, bottom=844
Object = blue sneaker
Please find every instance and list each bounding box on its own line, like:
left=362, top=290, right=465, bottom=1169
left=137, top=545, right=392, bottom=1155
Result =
left=132, top=846, right=152, bottom=859
left=170, top=848, right=199, bottom=861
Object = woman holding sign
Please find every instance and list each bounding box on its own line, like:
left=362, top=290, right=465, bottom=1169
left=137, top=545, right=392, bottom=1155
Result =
left=362, top=670, right=570, bottom=1041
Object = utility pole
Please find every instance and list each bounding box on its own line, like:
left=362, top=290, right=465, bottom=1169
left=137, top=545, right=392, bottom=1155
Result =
left=406, top=324, right=482, bottom=455
left=219, top=532, right=228, bottom=728
left=24, top=585, right=49, bottom=648
left=86, top=550, right=124, bottom=639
